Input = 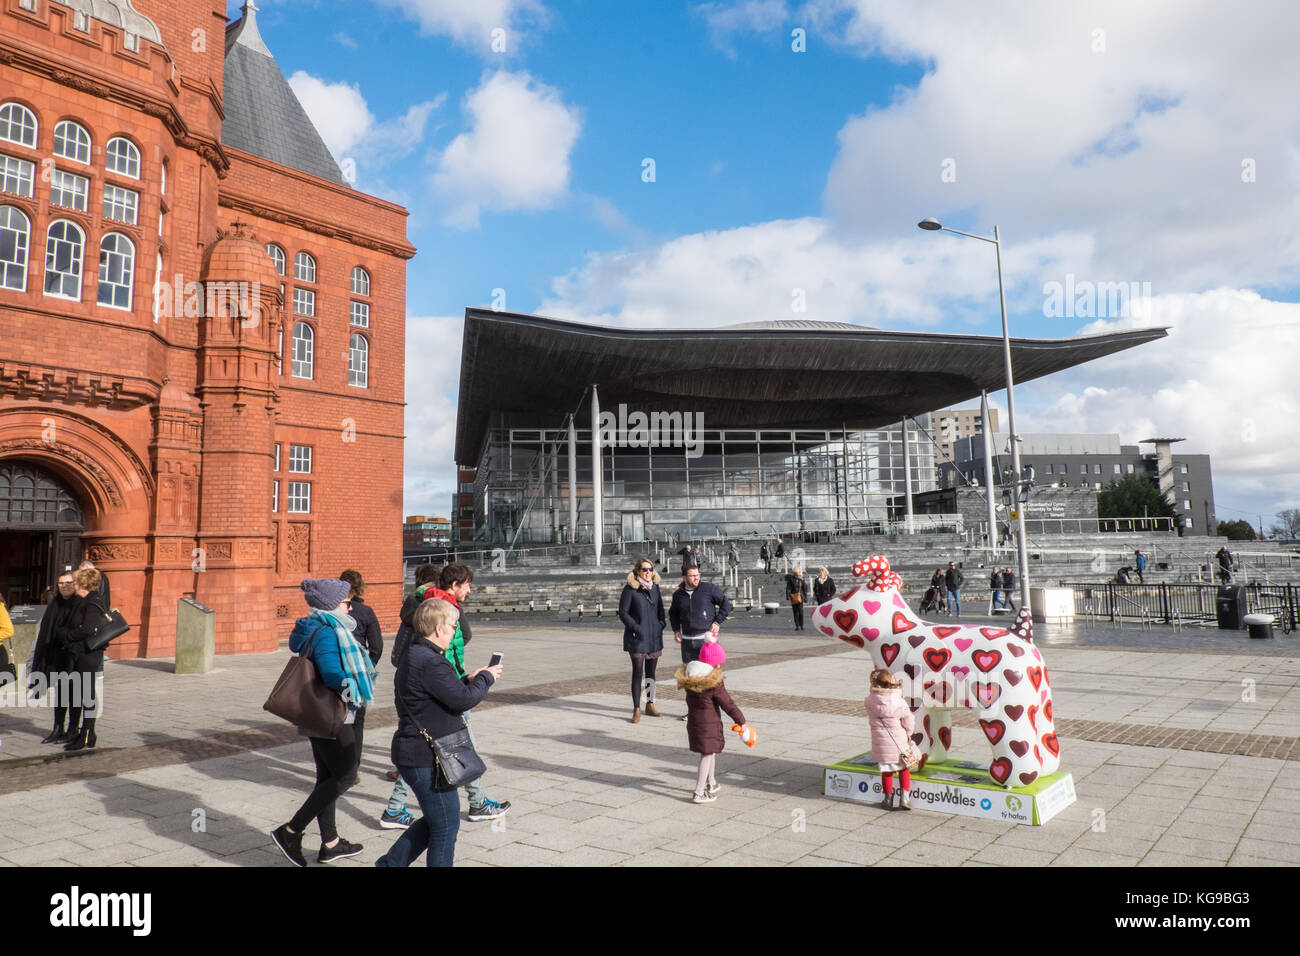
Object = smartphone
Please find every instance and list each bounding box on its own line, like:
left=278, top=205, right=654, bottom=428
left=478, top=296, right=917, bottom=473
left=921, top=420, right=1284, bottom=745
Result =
left=488, top=652, right=504, bottom=667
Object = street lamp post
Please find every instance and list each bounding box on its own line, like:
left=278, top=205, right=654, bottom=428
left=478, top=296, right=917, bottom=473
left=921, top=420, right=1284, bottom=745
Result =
left=918, top=218, right=1032, bottom=612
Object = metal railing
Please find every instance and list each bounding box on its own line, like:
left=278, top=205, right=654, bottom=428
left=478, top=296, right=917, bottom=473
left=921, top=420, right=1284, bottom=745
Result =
left=1060, top=581, right=1298, bottom=630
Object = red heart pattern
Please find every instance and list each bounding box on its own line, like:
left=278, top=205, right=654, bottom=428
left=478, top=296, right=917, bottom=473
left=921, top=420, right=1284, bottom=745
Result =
left=1027, top=704, right=1038, bottom=731
left=980, top=627, right=1008, bottom=640
left=1019, top=771, right=1038, bottom=785
left=979, top=718, right=1006, bottom=744
left=1033, top=745, right=1042, bottom=765
left=974, top=682, right=1002, bottom=708
left=908, top=635, right=927, bottom=648
left=924, top=648, right=951, bottom=672
left=933, top=625, right=960, bottom=639
left=1006, top=643, right=1025, bottom=658
left=972, top=649, right=1001, bottom=673
left=924, top=681, right=954, bottom=705
left=1044, top=700, right=1053, bottom=722
left=911, top=732, right=924, bottom=745
left=1003, top=669, right=1022, bottom=686
left=1003, top=704, right=1024, bottom=721
left=954, top=637, right=973, bottom=652
left=880, top=643, right=900, bottom=666
left=841, top=634, right=864, bottom=648
left=1026, top=666, right=1043, bottom=690
left=833, top=609, right=858, bottom=633
left=989, top=758, right=1012, bottom=785
left=1009, top=740, right=1029, bottom=757
left=892, top=612, right=915, bottom=634
left=903, top=663, right=918, bottom=679
left=938, top=726, right=952, bottom=750
left=1041, top=733, right=1060, bottom=757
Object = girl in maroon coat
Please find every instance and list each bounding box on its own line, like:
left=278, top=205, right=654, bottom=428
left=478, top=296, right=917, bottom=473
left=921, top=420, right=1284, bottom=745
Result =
left=674, top=641, right=755, bottom=803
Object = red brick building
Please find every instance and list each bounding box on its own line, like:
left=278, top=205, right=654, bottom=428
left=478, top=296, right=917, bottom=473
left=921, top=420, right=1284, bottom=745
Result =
left=0, top=0, right=413, bottom=655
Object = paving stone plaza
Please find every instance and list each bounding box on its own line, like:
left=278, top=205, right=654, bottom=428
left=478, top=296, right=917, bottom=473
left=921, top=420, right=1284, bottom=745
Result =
left=1, top=611, right=1296, bottom=868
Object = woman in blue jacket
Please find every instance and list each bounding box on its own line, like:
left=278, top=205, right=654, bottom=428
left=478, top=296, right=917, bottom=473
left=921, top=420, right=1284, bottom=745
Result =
left=271, top=578, right=376, bottom=867
left=376, top=598, right=501, bottom=867
left=618, top=557, right=666, bottom=723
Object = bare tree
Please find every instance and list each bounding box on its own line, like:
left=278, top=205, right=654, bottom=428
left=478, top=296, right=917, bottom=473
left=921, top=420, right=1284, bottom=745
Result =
left=1270, top=508, right=1300, bottom=540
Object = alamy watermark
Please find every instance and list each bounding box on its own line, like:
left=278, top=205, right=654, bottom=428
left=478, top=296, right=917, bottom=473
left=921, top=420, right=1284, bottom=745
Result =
left=1042, top=274, right=1152, bottom=319
left=153, top=274, right=264, bottom=325
left=596, top=403, right=704, bottom=459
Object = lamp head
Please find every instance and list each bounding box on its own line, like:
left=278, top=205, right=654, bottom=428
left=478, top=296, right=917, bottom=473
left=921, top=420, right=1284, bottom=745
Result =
left=917, top=217, right=942, bottom=231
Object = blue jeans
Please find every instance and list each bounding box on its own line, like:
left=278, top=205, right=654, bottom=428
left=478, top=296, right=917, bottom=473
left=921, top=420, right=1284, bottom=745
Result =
left=947, top=589, right=961, bottom=615
left=375, top=767, right=461, bottom=867
left=386, top=714, right=486, bottom=813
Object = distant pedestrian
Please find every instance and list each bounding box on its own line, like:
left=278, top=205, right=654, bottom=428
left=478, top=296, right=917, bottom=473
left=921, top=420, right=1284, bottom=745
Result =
left=1216, top=546, right=1233, bottom=584
left=340, top=570, right=382, bottom=787
left=1134, top=550, right=1147, bottom=584
left=929, top=568, right=948, bottom=613
left=1002, top=567, right=1017, bottom=612
left=813, top=567, right=836, bottom=605
left=774, top=540, right=785, bottom=568
left=866, top=668, right=917, bottom=811
left=30, top=570, right=78, bottom=743
left=944, top=561, right=964, bottom=617
left=990, top=568, right=1005, bottom=610
left=670, top=566, right=732, bottom=667
left=759, top=541, right=771, bottom=574
left=785, top=565, right=810, bottom=631
left=726, top=542, right=740, bottom=570
left=618, top=557, right=666, bottom=723
left=675, top=641, right=754, bottom=804
left=375, top=599, right=501, bottom=868
left=678, top=544, right=698, bottom=573
left=57, top=567, right=110, bottom=752
left=271, top=578, right=376, bottom=867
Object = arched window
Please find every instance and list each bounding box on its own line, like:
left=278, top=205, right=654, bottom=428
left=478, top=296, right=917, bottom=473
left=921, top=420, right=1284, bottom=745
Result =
left=350, top=266, right=370, bottom=296
left=105, top=137, right=141, bottom=178
left=53, top=120, right=91, bottom=164
left=0, top=206, right=30, bottom=291
left=291, top=321, right=314, bottom=379
left=44, top=219, right=83, bottom=299
left=0, top=103, right=37, bottom=148
left=265, top=243, right=285, bottom=276
left=97, top=233, right=134, bottom=309
left=348, top=333, right=368, bottom=387
left=294, top=251, right=316, bottom=283
left=152, top=252, right=163, bottom=322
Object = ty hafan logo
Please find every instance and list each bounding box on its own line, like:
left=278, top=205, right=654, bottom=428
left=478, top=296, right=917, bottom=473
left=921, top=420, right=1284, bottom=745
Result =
left=50, top=886, right=151, bottom=937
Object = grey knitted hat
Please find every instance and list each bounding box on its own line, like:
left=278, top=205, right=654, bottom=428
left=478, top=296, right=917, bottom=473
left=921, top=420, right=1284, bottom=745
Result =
left=301, top=577, right=351, bottom=610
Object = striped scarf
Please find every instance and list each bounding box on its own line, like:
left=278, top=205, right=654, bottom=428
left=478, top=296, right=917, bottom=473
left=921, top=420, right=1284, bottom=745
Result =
left=310, top=608, right=376, bottom=707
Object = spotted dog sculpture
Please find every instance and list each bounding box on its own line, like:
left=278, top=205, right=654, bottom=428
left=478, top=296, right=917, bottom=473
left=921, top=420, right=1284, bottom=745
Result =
left=815, top=555, right=1060, bottom=788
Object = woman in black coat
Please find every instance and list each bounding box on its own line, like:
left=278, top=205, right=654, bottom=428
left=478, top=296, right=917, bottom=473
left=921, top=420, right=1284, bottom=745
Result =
left=617, top=557, right=666, bottom=723
left=57, top=567, right=109, bottom=751
left=376, top=598, right=500, bottom=868
left=31, top=570, right=79, bottom=743
left=813, top=567, right=837, bottom=605
left=784, top=565, right=810, bottom=631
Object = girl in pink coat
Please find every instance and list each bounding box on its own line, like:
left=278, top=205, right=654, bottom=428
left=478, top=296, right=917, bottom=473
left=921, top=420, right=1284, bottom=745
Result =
left=865, top=668, right=917, bottom=810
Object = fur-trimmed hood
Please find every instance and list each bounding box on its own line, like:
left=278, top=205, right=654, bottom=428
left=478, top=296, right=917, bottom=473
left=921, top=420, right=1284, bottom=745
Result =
left=675, top=665, right=724, bottom=692
left=626, top=570, right=662, bottom=588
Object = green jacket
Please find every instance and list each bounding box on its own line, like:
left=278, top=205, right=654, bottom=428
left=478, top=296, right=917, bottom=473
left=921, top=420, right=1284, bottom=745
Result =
left=416, top=583, right=467, bottom=678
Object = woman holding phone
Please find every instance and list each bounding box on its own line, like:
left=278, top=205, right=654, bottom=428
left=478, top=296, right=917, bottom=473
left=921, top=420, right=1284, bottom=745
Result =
left=376, top=598, right=502, bottom=868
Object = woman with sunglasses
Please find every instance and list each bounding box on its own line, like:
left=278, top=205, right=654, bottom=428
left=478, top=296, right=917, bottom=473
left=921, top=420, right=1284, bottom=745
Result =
left=618, top=557, right=666, bottom=723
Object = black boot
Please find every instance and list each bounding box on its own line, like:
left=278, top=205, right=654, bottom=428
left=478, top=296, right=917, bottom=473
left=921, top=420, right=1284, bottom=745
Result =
left=42, top=723, right=66, bottom=744
left=61, top=707, right=81, bottom=744
left=65, top=721, right=96, bottom=751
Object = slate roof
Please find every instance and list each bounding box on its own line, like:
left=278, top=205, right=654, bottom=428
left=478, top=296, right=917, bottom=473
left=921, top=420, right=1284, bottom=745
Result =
left=221, top=3, right=347, bottom=186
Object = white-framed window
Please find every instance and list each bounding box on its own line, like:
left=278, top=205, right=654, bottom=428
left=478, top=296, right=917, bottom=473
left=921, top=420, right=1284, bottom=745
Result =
left=105, top=137, right=140, bottom=178
left=0, top=103, right=37, bottom=148
left=350, top=265, right=370, bottom=295
left=1113, top=463, right=1121, bottom=474
left=287, top=481, right=311, bottom=513
left=1045, top=463, right=1053, bottom=475
left=1183, top=480, right=1190, bottom=491
left=1079, top=464, right=1087, bottom=474
left=294, top=251, right=315, bottom=283
left=49, top=168, right=88, bottom=211
left=43, top=219, right=83, bottom=299
left=0, top=205, right=30, bottom=291
left=1179, top=463, right=1188, bottom=474
left=349, top=300, right=369, bottom=327
left=1126, top=463, right=1134, bottom=474
left=274, top=443, right=281, bottom=471
left=288, top=444, right=312, bottom=474
left=152, top=252, right=162, bottom=322
left=272, top=479, right=279, bottom=513
left=160, top=160, right=166, bottom=195
left=96, top=233, right=134, bottom=309
left=1093, top=463, right=1101, bottom=474
left=1183, top=500, right=1191, bottom=510
left=291, top=322, right=313, bottom=379
left=1185, top=517, right=1193, bottom=528
left=348, top=333, right=368, bottom=387
left=292, top=287, right=314, bottom=316
left=52, top=120, right=91, bottom=164
left=102, top=183, right=139, bottom=224
left=0, top=154, right=34, bottom=197
left=265, top=243, right=285, bottom=276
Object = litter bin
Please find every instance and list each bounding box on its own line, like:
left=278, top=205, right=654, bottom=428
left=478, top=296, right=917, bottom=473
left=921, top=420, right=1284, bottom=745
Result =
left=1244, top=613, right=1275, bottom=640
left=1216, top=586, right=1246, bottom=630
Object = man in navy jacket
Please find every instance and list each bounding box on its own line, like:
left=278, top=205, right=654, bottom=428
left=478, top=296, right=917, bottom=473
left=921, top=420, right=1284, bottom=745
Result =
left=669, top=566, right=733, bottom=665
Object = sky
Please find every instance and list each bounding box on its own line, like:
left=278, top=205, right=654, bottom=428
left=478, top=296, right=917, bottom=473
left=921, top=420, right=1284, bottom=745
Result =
left=233, top=0, right=1300, bottom=533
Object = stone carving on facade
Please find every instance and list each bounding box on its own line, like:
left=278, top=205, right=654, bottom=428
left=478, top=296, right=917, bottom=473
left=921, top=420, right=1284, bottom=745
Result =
left=156, top=540, right=179, bottom=561
left=88, top=542, right=146, bottom=563
left=276, top=604, right=290, bottom=618
left=0, top=438, right=123, bottom=507
left=286, top=522, right=310, bottom=572
left=206, top=541, right=233, bottom=560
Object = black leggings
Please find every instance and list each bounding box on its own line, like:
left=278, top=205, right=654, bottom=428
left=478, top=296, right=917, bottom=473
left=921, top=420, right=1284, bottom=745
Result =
left=792, top=603, right=804, bottom=629
left=288, top=725, right=359, bottom=843
left=629, top=654, right=659, bottom=708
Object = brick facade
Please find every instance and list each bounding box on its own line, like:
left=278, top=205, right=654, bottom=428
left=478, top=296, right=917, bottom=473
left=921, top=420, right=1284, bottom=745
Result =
left=0, top=0, right=413, bottom=655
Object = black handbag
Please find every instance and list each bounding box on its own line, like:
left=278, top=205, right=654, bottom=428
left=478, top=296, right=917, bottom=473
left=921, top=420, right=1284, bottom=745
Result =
left=418, top=721, right=486, bottom=788
left=84, top=609, right=130, bottom=653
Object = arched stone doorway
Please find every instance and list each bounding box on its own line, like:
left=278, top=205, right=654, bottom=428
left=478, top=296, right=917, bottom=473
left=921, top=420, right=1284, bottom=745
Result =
left=0, top=461, right=86, bottom=605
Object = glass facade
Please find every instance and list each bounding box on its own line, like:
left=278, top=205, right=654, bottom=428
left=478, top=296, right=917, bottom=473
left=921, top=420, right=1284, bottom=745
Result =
left=468, top=417, right=936, bottom=546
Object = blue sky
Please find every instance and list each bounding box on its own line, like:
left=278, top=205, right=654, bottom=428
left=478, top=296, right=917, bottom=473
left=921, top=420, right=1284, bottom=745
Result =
left=234, top=0, right=1300, bottom=533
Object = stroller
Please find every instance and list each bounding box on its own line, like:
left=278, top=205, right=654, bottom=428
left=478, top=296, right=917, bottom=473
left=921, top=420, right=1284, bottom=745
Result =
left=920, top=585, right=946, bottom=614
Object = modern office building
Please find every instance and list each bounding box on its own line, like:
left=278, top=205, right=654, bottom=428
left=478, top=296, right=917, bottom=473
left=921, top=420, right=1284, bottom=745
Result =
left=931, top=405, right=1000, bottom=467
left=0, top=1, right=413, bottom=654
left=403, top=515, right=451, bottom=549
left=939, top=434, right=1216, bottom=534
left=453, top=311, right=1167, bottom=553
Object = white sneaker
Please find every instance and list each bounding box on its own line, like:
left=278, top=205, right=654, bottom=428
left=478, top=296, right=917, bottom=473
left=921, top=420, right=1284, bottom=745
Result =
left=692, top=790, right=717, bottom=804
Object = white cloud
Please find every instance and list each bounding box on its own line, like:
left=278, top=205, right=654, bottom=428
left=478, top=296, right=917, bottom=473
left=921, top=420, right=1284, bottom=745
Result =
left=404, top=316, right=465, bottom=515
left=377, top=0, right=547, bottom=52
left=693, top=0, right=789, bottom=57
left=288, top=72, right=443, bottom=186
left=333, top=31, right=358, bottom=49
left=434, top=71, right=581, bottom=228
